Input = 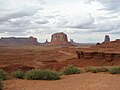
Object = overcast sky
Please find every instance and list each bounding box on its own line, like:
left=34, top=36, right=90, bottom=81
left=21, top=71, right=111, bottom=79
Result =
left=0, top=0, right=120, bottom=43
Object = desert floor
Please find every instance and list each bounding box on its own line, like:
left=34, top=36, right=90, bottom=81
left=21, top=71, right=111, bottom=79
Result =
left=4, top=73, right=120, bottom=90
left=0, top=45, right=120, bottom=90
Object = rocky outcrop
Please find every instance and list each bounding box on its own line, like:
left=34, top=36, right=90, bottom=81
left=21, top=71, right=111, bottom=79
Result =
left=95, top=38, right=120, bottom=48
left=76, top=51, right=120, bottom=61
left=40, top=39, right=49, bottom=45
left=0, top=36, right=38, bottom=45
left=69, top=39, right=79, bottom=46
left=49, top=32, right=72, bottom=46
left=104, top=35, right=110, bottom=43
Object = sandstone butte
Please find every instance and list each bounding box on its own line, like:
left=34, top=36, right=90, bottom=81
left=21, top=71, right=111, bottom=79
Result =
left=49, top=32, right=72, bottom=46
left=0, top=32, right=73, bottom=46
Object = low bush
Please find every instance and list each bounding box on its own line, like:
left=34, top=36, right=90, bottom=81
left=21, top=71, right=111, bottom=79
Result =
left=25, top=69, right=60, bottom=80
left=96, top=67, right=108, bottom=72
left=0, top=81, right=3, bottom=90
left=85, top=66, right=108, bottom=73
left=84, top=66, right=97, bottom=73
left=108, top=66, right=120, bottom=74
left=90, top=68, right=97, bottom=73
left=63, top=65, right=80, bottom=75
left=12, top=70, right=25, bottom=79
left=0, top=69, right=7, bottom=80
left=84, top=66, right=94, bottom=72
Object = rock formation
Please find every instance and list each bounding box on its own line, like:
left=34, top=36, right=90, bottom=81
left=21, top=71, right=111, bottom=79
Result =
left=40, top=39, right=49, bottom=45
left=76, top=51, right=120, bottom=61
left=44, top=39, right=49, bottom=44
left=70, top=39, right=77, bottom=45
left=49, top=32, right=72, bottom=46
left=0, top=36, right=38, bottom=45
left=104, top=35, right=110, bottom=43
left=94, top=38, right=120, bottom=48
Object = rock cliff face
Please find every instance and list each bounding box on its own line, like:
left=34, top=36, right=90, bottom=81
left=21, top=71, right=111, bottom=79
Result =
left=76, top=51, right=120, bottom=61
left=0, top=36, right=38, bottom=45
left=49, top=32, right=72, bottom=46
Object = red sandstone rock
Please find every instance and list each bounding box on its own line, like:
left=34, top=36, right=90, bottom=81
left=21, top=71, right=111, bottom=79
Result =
left=49, top=32, right=72, bottom=46
left=76, top=51, right=120, bottom=61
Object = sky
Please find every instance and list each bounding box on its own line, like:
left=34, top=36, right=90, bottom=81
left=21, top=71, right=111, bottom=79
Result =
left=0, top=0, right=120, bottom=43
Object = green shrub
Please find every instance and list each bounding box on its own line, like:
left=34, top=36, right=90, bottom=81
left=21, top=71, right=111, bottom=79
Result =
left=84, top=66, right=94, bottom=72
left=12, top=70, right=25, bottom=79
left=63, top=65, right=80, bottom=75
left=96, top=67, right=108, bottom=72
left=84, top=66, right=97, bottom=73
left=108, top=66, right=120, bottom=74
left=25, top=69, right=60, bottom=80
left=90, top=68, right=97, bottom=73
left=85, top=66, right=108, bottom=73
left=0, top=81, right=3, bottom=90
left=0, top=69, right=7, bottom=80
left=41, top=70, right=60, bottom=80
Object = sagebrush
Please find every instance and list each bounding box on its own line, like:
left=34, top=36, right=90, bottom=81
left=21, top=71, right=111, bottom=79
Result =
left=0, top=69, right=7, bottom=80
left=63, top=64, right=80, bottom=75
left=25, top=69, right=60, bottom=80
left=12, top=70, right=25, bottom=79
left=108, top=66, right=120, bottom=74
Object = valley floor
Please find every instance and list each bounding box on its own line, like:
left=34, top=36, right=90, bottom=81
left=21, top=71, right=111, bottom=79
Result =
left=4, top=73, right=120, bottom=90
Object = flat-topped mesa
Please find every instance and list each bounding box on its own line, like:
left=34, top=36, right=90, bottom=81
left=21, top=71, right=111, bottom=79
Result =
left=49, top=32, right=72, bottom=46
left=0, top=36, right=38, bottom=45
left=115, top=39, right=120, bottom=42
left=103, top=35, right=110, bottom=43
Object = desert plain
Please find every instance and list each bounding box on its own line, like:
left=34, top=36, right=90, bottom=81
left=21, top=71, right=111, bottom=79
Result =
left=0, top=44, right=120, bottom=90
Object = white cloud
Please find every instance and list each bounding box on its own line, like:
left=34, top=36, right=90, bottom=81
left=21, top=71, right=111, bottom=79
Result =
left=0, top=0, right=120, bottom=43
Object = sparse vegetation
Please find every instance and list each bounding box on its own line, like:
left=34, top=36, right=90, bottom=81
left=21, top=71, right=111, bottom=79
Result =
left=84, top=66, right=108, bottom=73
left=84, top=66, right=97, bottom=73
left=84, top=66, right=94, bottom=72
left=63, top=64, right=80, bottom=75
left=0, top=81, right=3, bottom=90
left=96, top=67, right=108, bottom=72
left=0, top=69, right=7, bottom=81
left=12, top=70, right=25, bottom=79
left=25, top=69, right=60, bottom=80
left=108, top=66, right=120, bottom=74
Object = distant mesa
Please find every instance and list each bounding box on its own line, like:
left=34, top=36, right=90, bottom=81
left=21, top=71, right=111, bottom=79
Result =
left=103, top=35, right=110, bottom=43
left=95, top=35, right=120, bottom=48
left=49, top=32, right=72, bottom=46
left=116, top=39, right=120, bottom=42
left=0, top=36, right=38, bottom=45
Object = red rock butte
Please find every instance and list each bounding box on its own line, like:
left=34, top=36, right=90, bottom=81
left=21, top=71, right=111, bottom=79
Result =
left=49, top=32, right=72, bottom=46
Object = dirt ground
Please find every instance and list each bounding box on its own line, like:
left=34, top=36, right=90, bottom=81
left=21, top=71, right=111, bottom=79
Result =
left=0, top=45, right=120, bottom=69
left=0, top=45, right=120, bottom=90
left=4, top=73, right=120, bottom=90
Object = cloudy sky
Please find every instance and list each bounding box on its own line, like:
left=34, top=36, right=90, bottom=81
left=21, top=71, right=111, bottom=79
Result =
left=0, top=0, right=120, bottom=43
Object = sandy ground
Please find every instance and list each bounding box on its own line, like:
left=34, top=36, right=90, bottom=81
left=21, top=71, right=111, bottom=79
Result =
left=4, top=73, right=120, bottom=90
left=0, top=45, right=120, bottom=90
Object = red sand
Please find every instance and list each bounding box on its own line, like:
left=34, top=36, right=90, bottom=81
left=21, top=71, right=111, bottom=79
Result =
left=4, top=73, right=120, bottom=90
